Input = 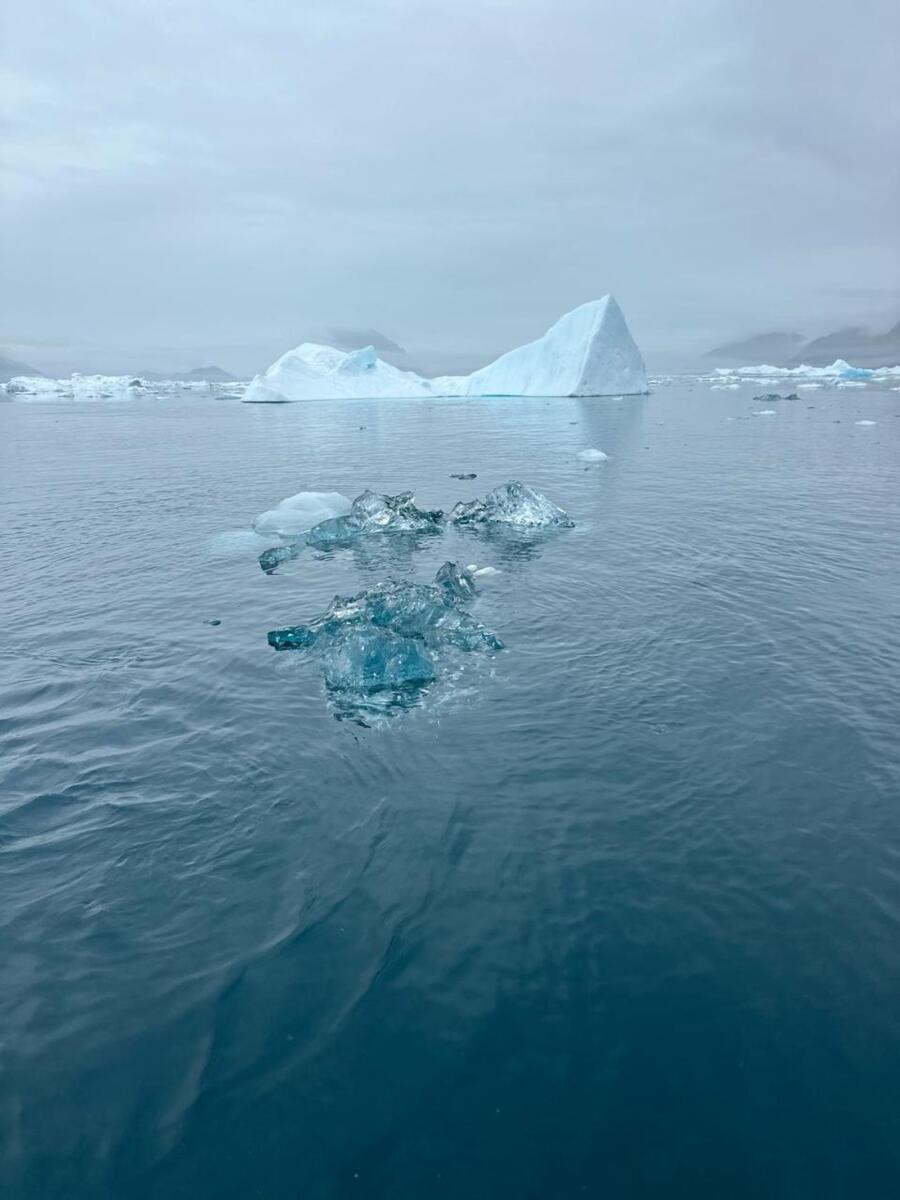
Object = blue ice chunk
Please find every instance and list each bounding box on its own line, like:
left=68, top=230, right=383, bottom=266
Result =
left=322, top=629, right=437, bottom=692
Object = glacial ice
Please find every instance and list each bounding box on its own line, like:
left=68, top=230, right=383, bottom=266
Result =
left=242, top=296, right=648, bottom=403
left=577, top=448, right=608, bottom=461
left=451, top=481, right=573, bottom=528
left=253, top=491, right=351, bottom=538
left=267, top=562, right=502, bottom=712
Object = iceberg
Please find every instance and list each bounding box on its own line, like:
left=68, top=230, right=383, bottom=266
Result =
left=267, top=562, right=502, bottom=716
left=451, top=481, right=573, bottom=528
left=242, top=295, right=648, bottom=403
left=242, top=344, right=434, bottom=404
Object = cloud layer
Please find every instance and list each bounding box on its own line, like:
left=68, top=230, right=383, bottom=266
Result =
left=2, top=0, right=898, bottom=374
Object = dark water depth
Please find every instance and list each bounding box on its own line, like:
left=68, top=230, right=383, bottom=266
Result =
left=1, top=384, right=899, bottom=1198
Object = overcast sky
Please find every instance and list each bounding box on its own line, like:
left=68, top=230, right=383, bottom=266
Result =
left=2, top=0, right=898, bottom=375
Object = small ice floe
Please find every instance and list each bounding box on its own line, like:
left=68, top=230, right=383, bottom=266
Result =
left=837, top=381, right=867, bottom=389
left=451, top=481, right=573, bottom=528
left=253, top=491, right=351, bottom=538
left=797, top=383, right=822, bottom=389
left=855, top=419, right=877, bottom=426
left=752, top=409, right=777, bottom=416
left=467, top=564, right=500, bottom=578
left=711, top=383, right=740, bottom=390
left=753, top=393, right=798, bottom=403
left=577, top=448, right=608, bottom=462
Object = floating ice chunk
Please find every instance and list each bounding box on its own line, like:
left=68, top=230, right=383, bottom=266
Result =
left=305, top=489, right=444, bottom=547
left=267, top=562, right=502, bottom=713
left=433, top=561, right=478, bottom=601
left=753, top=393, right=798, bottom=403
left=253, top=491, right=351, bottom=538
left=855, top=419, right=876, bottom=426
left=797, top=383, right=822, bottom=389
left=451, top=481, right=573, bottom=528
left=468, top=564, right=500, bottom=578
left=711, top=382, right=740, bottom=390
left=837, top=381, right=866, bottom=389
left=577, top=448, right=608, bottom=461
left=753, top=409, right=777, bottom=416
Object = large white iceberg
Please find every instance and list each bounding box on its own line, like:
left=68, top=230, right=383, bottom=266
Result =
left=242, top=296, right=647, bottom=403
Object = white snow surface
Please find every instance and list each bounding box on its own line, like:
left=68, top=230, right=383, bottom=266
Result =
left=243, top=296, right=648, bottom=403
left=253, top=491, right=352, bottom=538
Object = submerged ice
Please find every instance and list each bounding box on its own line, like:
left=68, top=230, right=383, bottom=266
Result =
left=268, top=562, right=502, bottom=714
left=242, top=296, right=648, bottom=403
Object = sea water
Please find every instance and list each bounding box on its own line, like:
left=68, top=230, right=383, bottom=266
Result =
left=1, top=382, right=899, bottom=1198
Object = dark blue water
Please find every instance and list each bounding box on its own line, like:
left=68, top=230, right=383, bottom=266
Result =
left=2, top=385, right=899, bottom=1198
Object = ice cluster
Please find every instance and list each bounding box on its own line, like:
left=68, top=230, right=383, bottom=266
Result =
left=257, top=482, right=571, bottom=572
left=3, top=375, right=245, bottom=401
left=708, top=362, right=900, bottom=388
left=268, top=562, right=502, bottom=715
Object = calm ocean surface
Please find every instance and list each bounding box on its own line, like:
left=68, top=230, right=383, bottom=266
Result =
left=2, top=383, right=899, bottom=1198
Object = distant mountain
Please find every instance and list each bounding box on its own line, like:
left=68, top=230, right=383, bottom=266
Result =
left=705, top=332, right=804, bottom=365
left=328, top=328, right=407, bottom=356
left=140, top=365, right=237, bottom=382
left=795, top=322, right=900, bottom=367
left=0, top=354, right=44, bottom=383
left=706, top=319, right=900, bottom=368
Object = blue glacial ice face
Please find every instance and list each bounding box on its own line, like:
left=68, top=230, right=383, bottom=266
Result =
left=267, top=562, right=502, bottom=716
left=451, top=481, right=573, bottom=528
